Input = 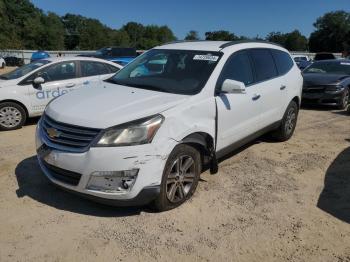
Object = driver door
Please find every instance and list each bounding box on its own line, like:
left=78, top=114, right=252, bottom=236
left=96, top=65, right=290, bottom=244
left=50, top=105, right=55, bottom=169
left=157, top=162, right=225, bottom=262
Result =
left=26, top=61, right=78, bottom=114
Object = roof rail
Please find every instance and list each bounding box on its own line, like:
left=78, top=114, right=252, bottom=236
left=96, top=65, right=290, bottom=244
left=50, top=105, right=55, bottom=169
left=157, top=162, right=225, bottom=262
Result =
left=160, top=40, right=207, bottom=46
left=219, top=40, right=284, bottom=49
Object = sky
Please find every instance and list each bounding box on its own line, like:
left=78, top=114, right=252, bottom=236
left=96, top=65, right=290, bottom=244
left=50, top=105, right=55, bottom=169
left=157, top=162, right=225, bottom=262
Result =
left=31, top=0, right=350, bottom=39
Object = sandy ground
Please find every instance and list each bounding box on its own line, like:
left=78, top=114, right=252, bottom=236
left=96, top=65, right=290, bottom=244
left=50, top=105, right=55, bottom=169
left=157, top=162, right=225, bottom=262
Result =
left=1, top=65, right=350, bottom=261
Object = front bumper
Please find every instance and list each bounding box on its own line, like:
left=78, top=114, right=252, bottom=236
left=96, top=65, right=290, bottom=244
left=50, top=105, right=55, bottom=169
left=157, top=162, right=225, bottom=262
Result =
left=35, top=122, right=176, bottom=206
left=302, top=90, right=345, bottom=106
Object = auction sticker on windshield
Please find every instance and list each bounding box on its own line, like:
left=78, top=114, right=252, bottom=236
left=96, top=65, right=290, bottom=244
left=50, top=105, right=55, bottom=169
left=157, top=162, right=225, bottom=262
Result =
left=193, top=54, right=219, bottom=62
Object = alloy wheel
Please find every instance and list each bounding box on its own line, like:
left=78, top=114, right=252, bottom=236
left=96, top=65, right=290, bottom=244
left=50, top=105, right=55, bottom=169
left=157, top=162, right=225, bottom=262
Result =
left=166, top=155, right=196, bottom=203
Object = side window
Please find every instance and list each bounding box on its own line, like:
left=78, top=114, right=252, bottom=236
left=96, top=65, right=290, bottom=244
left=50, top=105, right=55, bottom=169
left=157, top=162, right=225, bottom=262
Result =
left=81, top=61, right=110, bottom=77
left=250, top=49, right=278, bottom=82
left=271, top=49, right=294, bottom=75
left=217, top=51, right=254, bottom=88
left=107, top=64, right=120, bottom=73
left=26, top=61, right=77, bottom=83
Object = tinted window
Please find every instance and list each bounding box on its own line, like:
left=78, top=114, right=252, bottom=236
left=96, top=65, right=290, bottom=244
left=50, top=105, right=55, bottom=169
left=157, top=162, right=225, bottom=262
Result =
left=218, top=51, right=254, bottom=87
left=81, top=61, right=110, bottom=77
left=25, top=61, right=76, bottom=83
left=107, top=64, right=120, bottom=73
left=250, top=49, right=278, bottom=82
left=0, top=60, right=50, bottom=80
left=272, top=49, right=294, bottom=75
left=304, top=61, right=350, bottom=75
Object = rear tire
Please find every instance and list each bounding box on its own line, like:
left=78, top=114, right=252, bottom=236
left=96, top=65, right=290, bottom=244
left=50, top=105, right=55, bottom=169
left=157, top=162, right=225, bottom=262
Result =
left=153, top=144, right=201, bottom=212
left=0, top=102, right=27, bottom=131
left=271, top=100, right=299, bottom=142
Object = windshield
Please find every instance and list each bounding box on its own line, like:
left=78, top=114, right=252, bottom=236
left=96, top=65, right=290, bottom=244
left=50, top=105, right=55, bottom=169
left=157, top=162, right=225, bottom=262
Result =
left=0, top=60, right=50, bottom=80
left=109, top=49, right=222, bottom=95
left=304, top=61, right=350, bottom=75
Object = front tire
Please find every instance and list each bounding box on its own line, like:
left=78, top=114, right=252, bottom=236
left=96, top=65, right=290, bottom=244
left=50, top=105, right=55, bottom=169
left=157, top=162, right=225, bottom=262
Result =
left=271, top=100, right=299, bottom=142
left=153, top=144, right=201, bottom=212
left=338, top=88, right=349, bottom=110
left=0, top=102, right=27, bottom=131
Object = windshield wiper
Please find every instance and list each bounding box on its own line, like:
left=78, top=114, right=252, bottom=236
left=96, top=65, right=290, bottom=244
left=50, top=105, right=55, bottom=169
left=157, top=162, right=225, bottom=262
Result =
left=126, top=83, right=169, bottom=93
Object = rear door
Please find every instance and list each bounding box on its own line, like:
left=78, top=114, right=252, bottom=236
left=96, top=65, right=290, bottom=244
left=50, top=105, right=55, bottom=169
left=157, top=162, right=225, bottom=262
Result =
left=77, top=61, right=119, bottom=88
left=215, top=50, right=262, bottom=152
left=248, top=48, right=284, bottom=128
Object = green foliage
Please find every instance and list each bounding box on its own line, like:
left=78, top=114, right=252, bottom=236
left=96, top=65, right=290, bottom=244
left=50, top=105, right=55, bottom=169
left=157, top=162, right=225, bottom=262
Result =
left=309, top=11, right=350, bottom=52
left=1, top=1, right=349, bottom=52
left=185, top=30, right=200, bottom=40
left=266, top=30, right=308, bottom=51
left=0, top=0, right=176, bottom=50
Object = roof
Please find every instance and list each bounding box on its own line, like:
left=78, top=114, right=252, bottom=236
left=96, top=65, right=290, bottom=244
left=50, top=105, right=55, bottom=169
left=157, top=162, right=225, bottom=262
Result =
left=156, top=40, right=285, bottom=52
left=40, top=56, right=123, bottom=68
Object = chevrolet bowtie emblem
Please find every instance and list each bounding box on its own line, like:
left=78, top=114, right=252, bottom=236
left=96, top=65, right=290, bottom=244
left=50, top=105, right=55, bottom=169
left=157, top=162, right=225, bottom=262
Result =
left=46, top=128, right=61, bottom=138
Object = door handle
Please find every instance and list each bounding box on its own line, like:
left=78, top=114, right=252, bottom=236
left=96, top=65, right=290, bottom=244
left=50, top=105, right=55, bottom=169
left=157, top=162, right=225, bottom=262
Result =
left=280, top=85, right=286, bottom=90
left=83, top=81, right=90, bottom=85
left=252, top=94, right=261, bottom=101
left=65, top=83, right=75, bottom=88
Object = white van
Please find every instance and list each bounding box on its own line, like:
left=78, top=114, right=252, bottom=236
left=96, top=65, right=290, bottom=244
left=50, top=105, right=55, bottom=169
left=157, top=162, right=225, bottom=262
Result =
left=36, top=41, right=303, bottom=211
left=0, top=57, right=122, bottom=130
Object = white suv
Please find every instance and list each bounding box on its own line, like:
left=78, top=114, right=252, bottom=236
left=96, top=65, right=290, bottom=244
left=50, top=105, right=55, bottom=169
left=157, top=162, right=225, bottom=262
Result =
left=36, top=41, right=302, bottom=211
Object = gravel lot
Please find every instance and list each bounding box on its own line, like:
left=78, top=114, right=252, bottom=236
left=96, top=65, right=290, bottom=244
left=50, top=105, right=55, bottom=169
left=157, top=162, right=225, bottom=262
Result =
left=0, top=66, right=350, bottom=261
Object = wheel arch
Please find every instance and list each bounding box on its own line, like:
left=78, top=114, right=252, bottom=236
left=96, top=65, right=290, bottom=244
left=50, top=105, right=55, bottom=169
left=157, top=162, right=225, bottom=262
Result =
left=0, top=99, right=29, bottom=117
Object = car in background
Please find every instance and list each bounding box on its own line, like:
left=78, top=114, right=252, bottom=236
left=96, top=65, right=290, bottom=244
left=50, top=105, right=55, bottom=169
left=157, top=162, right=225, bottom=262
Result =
left=302, top=59, right=350, bottom=109
left=31, top=51, right=50, bottom=63
left=293, top=55, right=312, bottom=70
left=79, top=47, right=137, bottom=66
left=4, top=56, right=24, bottom=67
left=36, top=40, right=302, bottom=211
left=0, top=57, right=5, bottom=68
left=314, top=52, right=336, bottom=61
left=0, top=57, right=122, bottom=130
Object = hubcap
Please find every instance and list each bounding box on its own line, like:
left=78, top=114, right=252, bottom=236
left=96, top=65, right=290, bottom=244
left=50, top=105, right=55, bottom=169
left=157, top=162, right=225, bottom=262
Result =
left=166, top=155, right=195, bottom=203
left=343, top=92, right=349, bottom=108
left=0, top=107, right=22, bottom=128
left=285, top=108, right=296, bottom=135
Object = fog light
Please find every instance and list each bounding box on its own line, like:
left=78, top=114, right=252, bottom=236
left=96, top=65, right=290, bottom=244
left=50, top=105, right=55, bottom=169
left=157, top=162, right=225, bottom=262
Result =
left=86, top=169, right=139, bottom=193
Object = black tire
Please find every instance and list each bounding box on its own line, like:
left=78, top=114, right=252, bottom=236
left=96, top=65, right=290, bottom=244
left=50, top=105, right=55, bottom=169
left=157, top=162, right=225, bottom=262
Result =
left=0, top=102, right=27, bottom=131
left=337, top=88, right=349, bottom=110
left=271, top=100, right=299, bottom=142
left=153, top=144, right=201, bottom=212
left=1, top=63, right=4, bottom=69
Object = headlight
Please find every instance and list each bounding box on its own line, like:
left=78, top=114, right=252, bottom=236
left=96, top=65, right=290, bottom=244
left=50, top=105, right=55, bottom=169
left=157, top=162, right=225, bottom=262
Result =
left=95, top=115, right=164, bottom=147
left=325, top=85, right=343, bottom=93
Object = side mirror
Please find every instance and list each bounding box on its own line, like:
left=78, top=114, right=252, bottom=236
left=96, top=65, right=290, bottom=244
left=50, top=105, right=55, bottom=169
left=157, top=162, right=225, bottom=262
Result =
left=33, top=77, right=45, bottom=89
left=221, top=79, right=246, bottom=94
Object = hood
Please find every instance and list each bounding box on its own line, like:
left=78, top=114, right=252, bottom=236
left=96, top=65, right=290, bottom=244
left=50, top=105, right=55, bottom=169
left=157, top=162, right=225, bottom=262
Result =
left=46, top=82, right=189, bottom=129
left=303, top=73, right=349, bottom=87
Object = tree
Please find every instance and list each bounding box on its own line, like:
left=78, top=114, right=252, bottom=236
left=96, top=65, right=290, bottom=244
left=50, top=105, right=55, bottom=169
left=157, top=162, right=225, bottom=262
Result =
left=309, top=11, right=350, bottom=52
left=185, top=30, right=200, bottom=40
left=266, top=30, right=308, bottom=51
left=205, top=30, right=238, bottom=41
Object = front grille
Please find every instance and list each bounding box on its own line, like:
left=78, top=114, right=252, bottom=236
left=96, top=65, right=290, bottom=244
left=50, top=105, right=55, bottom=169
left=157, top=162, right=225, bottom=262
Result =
left=41, top=114, right=101, bottom=152
left=43, top=160, right=82, bottom=186
left=303, top=86, right=325, bottom=93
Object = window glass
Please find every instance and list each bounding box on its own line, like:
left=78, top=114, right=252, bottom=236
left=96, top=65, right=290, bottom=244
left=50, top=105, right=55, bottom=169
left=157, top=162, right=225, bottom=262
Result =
left=109, top=49, right=222, bottom=95
left=218, top=51, right=254, bottom=87
left=1, top=60, right=50, bottom=80
left=26, top=61, right=76, bottom=83
left=250, top=49, right=278, bottom=82
left=107, top=64, right=120, bottom=73
left=272, top=49, right=294, bottom=75
left=81, top=61, right=110, bottom=76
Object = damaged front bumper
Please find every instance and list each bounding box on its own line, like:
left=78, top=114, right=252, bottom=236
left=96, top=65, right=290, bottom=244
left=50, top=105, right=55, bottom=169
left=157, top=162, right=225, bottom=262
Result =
left=35, top=126, right=177, bottom=206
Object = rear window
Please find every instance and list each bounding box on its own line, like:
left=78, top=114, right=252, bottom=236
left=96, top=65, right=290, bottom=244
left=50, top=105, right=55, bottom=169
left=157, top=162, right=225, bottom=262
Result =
left=250, top=49, right=278, bottom=82
left=272, top=49, right=294, bottom=75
